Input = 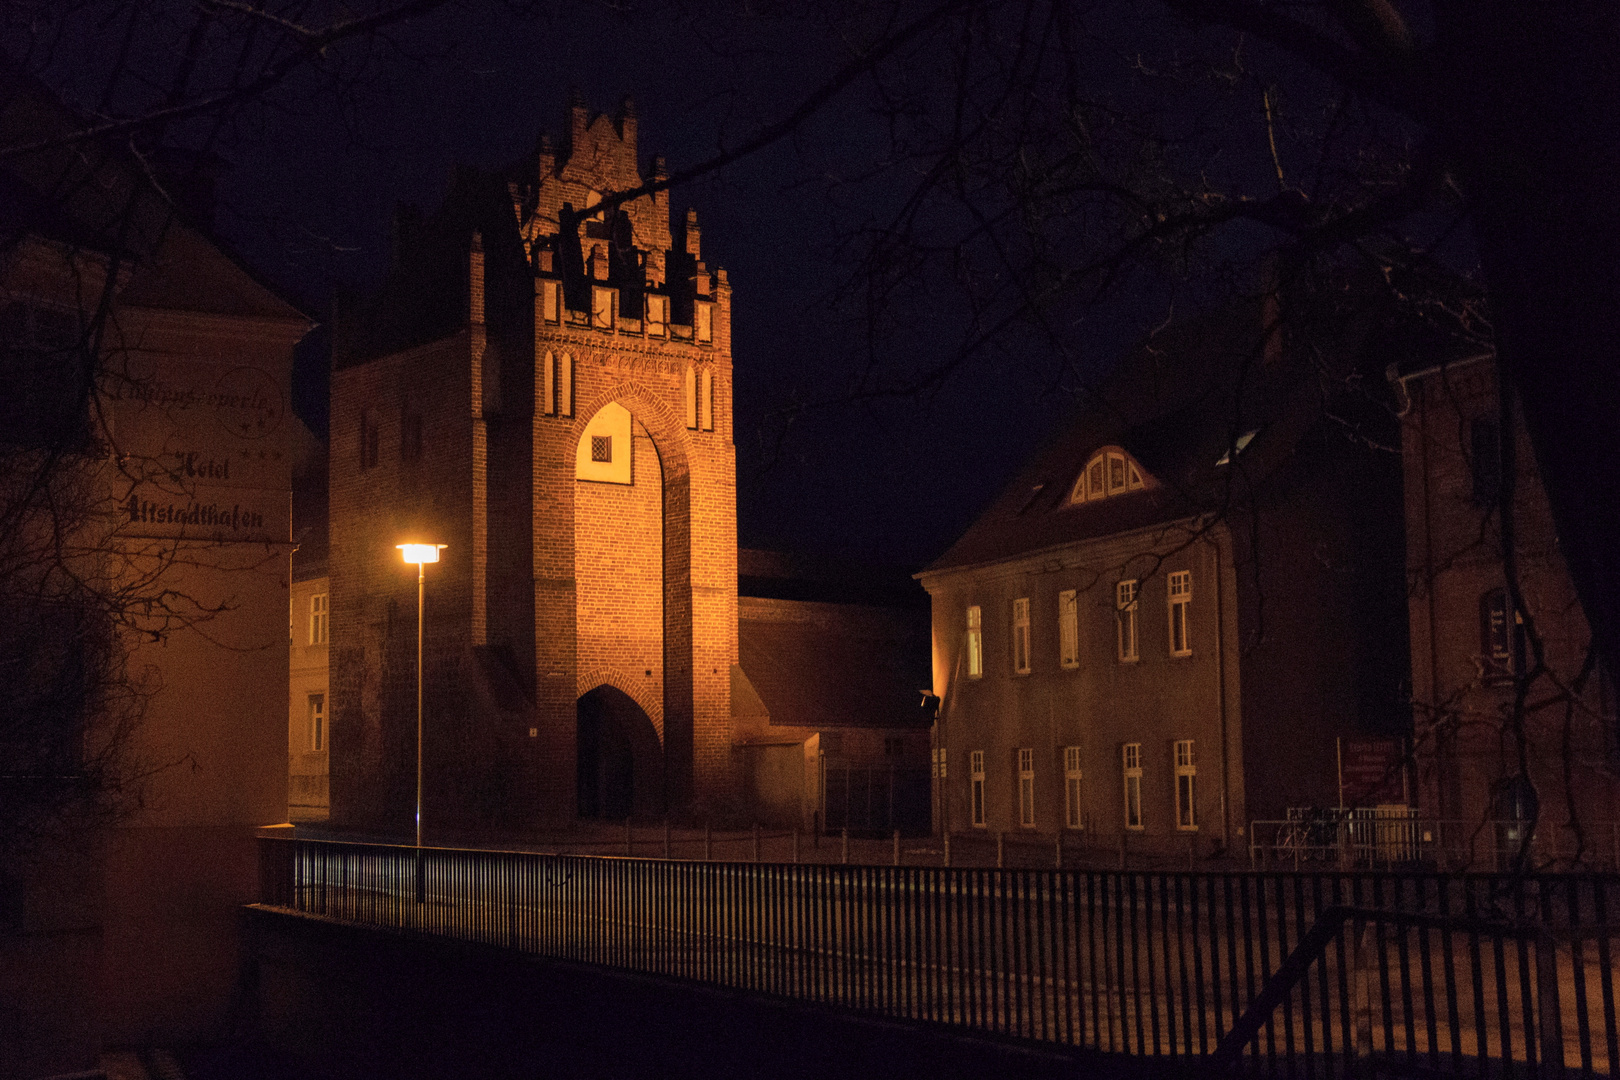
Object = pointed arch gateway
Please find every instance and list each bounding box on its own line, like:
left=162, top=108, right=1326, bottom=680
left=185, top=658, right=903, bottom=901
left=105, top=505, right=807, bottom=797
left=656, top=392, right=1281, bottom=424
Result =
left=567, top=384, right=699, bottom=816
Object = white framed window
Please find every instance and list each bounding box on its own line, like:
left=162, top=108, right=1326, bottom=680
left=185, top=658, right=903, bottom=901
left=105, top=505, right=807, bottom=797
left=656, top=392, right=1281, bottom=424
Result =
left=308, top=693, right=326, bottom=752
left=1175, top=739, right=1197, bottom=830
left=1058, top=589, right=1079, bottom=669
left=1063, top=746, right=1084, bottom=830
left=1116, top=580, right=1138, bottom=662
left=1168, top=570, right=1192, bottom=657
left=970, top=750, right=986, bottom=827
left=309, top=593, right=329, bottom=646
left=1122, top=743, right=1143, bottom=830
left=966, top=605, right=983, bottom=679
left=1017, top=747, right=1035, bottom=827
left=1012, top=597, right=1031, bottom=674
left=932, top=747, right=947, bottom=780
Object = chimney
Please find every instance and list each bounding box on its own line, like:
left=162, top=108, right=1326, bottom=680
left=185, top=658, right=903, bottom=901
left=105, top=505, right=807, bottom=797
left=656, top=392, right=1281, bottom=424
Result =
left=683, top=208, right=701, bottom=259
left=569, top=89, right=589, bottom=154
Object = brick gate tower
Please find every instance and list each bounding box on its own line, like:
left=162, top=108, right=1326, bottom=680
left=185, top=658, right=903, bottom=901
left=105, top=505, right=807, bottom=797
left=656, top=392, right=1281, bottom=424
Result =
left=327, top=96, right=737, bottom=832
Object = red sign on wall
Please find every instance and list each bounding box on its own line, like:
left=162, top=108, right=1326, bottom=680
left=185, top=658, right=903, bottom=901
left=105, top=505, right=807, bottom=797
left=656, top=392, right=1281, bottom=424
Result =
left=1339, top=738, right=1407, bottom=807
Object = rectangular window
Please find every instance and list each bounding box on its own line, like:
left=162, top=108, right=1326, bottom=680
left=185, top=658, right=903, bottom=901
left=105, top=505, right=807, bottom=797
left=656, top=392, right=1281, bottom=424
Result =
left=1012, top=597, right=1031, bottom=674
left=932, top=747, right=947, bottom=780
left=966, top=605, right=983, bottom=679
left=700, top=368, right=714, bottom=431
left=646, top=293, right=669, bottom=335
left=1063, top=746, right=1083, bottom=830
left=591, top=435, right=612, bottom=463
left=970, top=750, right=986, bottom=827
left=1122, top=743, right=1143, bottom=830
left=592, top=285, right=615, bottom=329
left=1116, top=580, right=1139, bottom=662
left=309, top=694, right=326, bottom=752
left=541, top=279, right=561, bottom=323
left=360, top=410, right=379, bottom=469
left=1175, top=739, right=1197, bottom=830
left=309, top=593, right=329, bottom=646
left=1058, top=589, right=1079, bottom=669
left=1017, top=747, right=1035, bottom=827
left=1470, top=419, right=1502, bottom=507
left=696, top=301, right=713, bottom=343
left=1168, top=571, right=1192, bottom=657
left=401, top=411, right=422, bottom=463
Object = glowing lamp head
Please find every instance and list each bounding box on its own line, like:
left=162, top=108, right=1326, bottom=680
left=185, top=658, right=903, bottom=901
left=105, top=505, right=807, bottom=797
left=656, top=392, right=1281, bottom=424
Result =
left=397, top=543, right=446, bottom=565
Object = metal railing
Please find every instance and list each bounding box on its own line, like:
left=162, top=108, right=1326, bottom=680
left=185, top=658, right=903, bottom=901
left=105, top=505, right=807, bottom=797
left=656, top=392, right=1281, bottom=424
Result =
left=1252, top=815, right=1620, bottom=872
left=258, top=836, right=1620, bottom=1075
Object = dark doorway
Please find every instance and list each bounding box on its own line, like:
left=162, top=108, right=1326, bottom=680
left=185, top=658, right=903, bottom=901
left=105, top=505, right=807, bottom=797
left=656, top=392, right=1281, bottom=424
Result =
left=576, top=685, right=664, bottom=820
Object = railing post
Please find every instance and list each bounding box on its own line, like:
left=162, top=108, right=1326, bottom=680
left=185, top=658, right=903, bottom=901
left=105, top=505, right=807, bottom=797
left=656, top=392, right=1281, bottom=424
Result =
left=1537, top=927, right=1567, bottom=1077
left=841, top=827, right=849, bottom=865
left=893, top=829, right=901, bottom=867
left=1352, top=917, right=1375, bottom=1066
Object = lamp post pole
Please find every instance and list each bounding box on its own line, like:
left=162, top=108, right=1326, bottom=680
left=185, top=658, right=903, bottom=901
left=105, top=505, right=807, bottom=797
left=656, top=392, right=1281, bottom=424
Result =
left=397, top=543, right=444, bottom=904
left=415, top=557, right=424, bottom=852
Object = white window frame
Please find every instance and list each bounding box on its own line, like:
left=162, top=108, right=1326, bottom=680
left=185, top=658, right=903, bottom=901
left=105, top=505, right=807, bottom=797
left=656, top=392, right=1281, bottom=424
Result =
left=1175, top=739, right=1197, bottom=830
left=1168, top=570, right=1192, bottom=657
left=309, top=593, right=329, bottom=646
left=1063, top=746, right=1084, bottom=830
left=309, top=693, right=326, bottom=752
left=1116, top=580, right=1139, bottom=662
left=970, top=750, right=986, bottom=828
left=1017, top=747, right=1036, bottom=827
left=966, top=605, right=983, bottom=679
left=1012, top=597, right=1031, bottom=675
left=1122, top=743, right=1143, bottom=831
left=1058, top=589, right=1079, bottom=669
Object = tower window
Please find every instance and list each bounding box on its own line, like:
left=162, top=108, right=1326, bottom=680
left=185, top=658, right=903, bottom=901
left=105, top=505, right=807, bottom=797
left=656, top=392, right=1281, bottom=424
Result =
left=591, top=435, right=612, bottom=463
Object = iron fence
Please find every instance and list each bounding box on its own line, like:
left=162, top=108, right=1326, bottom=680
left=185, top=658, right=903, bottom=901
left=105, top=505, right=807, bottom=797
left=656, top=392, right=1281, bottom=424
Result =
left=258, top=836, right=1620, bottom=1076
left=1251, top=816, right=1620, bottom=873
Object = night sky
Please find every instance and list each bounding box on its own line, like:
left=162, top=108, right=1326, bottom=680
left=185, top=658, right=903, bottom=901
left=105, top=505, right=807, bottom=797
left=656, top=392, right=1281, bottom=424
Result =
left=139, top=5, right=1139, bottom=572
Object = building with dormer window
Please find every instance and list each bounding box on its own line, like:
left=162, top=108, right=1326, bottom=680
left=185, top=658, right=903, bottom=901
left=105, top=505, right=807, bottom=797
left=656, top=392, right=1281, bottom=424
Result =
left=918, top=298, right=1412, bottom=856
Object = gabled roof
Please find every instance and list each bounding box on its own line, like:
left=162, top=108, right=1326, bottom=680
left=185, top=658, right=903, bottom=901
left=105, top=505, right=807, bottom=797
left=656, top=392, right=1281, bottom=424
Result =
left=924, top=292, right=1396, bottom=575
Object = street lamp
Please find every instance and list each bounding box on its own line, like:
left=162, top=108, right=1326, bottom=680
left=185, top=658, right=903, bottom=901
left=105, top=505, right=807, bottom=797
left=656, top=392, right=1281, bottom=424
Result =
left=397, top=543, right=446, bottom=858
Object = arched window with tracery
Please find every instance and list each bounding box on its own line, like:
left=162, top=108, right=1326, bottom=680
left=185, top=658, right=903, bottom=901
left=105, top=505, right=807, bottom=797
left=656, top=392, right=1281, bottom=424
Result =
left=1069, top=447, right=1147, bottom=504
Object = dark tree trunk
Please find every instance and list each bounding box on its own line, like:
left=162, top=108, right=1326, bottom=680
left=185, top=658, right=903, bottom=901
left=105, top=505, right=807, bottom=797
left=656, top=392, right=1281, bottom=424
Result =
left=1435, top=3, right=1620, bottom=687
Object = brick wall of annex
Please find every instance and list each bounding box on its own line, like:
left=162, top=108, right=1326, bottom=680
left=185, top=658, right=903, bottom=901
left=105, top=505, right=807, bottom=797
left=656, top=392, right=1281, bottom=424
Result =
left=327, top=333, right=477, bottom=836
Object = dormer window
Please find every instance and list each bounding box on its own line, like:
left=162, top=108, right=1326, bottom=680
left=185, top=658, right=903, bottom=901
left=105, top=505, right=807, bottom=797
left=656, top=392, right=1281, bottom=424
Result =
left=1069, top=448, right=1147, bottom=504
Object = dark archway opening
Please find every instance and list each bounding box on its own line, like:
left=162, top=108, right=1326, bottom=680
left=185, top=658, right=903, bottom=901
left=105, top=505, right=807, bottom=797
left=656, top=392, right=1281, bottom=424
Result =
left=576, top=685, right=664, bottom=820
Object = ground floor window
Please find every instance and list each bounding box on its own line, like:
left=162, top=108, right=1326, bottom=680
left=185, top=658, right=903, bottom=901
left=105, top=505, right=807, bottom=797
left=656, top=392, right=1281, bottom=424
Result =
left=970, top=750, right=986, bottom=827
left=1063, top=746, right=1083, bottom=829
left=1174, top=738, right=1197, bottom=830
left=1122, top=743, right=1143, bottom=830
left=1017, top=747, right=1035, bottom=826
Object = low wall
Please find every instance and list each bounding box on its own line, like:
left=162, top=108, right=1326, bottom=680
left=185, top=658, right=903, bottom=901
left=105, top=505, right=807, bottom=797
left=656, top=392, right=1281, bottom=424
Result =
left=243, top=906, right=1155, bottom=1080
